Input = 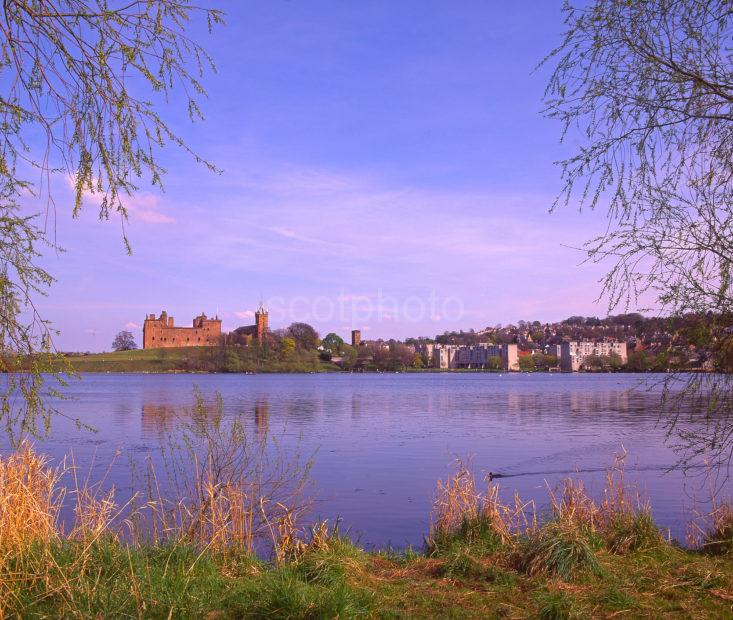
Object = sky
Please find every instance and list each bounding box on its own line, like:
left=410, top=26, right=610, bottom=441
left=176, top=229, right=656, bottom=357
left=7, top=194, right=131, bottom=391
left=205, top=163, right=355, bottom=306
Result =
left=31, top=1, right=625, bottom=351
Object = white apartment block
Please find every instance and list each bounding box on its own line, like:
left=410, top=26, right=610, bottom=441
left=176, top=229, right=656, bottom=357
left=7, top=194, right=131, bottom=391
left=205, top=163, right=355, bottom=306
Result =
left=560, top=340, right=628, bottom=372
left=414, top=343, right=519, bottom=371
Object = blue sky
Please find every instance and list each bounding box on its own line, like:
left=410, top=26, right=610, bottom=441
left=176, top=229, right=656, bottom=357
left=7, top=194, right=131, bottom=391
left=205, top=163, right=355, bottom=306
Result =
left=34, top=1, right=623, bottom=351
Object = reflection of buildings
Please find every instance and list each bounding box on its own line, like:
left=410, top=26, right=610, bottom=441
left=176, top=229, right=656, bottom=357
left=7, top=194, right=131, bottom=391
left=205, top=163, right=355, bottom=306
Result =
left=503, top=390, right=632, bottom=416
left=141, top=398, right=221, bottom=434
left=254, top=401, right=269, bottom=442
left=568, top=390, right=630, bottom=414
left=415, top=343, right=520, bottom=371
left=142, top=396, right=275, bottom=441
left=141, top=403, right=178, bottom=433
left=351, top=393, right=363, bottom=419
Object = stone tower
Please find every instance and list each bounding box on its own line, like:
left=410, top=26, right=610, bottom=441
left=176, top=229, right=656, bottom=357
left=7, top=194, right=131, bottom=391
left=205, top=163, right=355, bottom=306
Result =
left=255, top=302, right=268, bottom=340
left=351, top=329, right=361, bottom=347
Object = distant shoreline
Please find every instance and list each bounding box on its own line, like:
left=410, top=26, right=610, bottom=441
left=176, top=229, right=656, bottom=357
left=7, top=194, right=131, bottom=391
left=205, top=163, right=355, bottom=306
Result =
left=54, top=347, right=706, bottom=375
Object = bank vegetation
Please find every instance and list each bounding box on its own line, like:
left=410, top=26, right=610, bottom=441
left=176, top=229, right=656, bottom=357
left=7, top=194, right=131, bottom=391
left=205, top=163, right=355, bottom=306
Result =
left=1, top=440, right=733, bottom=618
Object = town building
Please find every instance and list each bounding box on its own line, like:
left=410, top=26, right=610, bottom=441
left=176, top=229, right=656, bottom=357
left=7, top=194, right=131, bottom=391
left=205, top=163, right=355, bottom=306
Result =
left=560, top=340, right=628, bottom=371
left=414, top=343, right=519, bottom=371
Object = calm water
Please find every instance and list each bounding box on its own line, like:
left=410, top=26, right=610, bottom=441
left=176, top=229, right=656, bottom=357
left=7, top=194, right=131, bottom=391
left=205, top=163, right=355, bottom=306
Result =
left=3, top=372, right=727, bottom=548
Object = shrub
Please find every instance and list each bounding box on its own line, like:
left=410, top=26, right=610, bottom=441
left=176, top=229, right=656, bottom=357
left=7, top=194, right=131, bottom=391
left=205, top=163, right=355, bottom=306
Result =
left=429, top=514, right=505, bottom=557
left=515, top=522, right=602, bottom=581
left=439, top=549, right=487, bottom=579
left=600, top=585, right=638, bottom=612
left=604, top=512, right=662, bottom=554
left=295, top=535, right=368, bottom=586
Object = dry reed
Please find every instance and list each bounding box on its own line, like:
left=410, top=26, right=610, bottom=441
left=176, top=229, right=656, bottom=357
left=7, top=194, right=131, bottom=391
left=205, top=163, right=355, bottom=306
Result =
left=429, top=460, right=535, bottom=548
left=687, top=493, right=733, bottom=553
left=430, top=449, right=659, bottom=558
left=0, top=442, right=62, bottom=550
left=0, top=437, right=310, bottom=617
left=546, top=477, right=599, bottom=530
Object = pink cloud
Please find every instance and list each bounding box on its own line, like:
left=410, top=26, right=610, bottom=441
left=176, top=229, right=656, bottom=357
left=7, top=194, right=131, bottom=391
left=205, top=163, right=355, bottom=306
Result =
left=124, top=193, right=175, bottom=224
left=64, top=174, right=175, bottom=224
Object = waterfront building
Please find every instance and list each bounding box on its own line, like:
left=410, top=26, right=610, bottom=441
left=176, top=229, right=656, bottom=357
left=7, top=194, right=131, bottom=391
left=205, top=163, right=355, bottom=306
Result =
left=143, top=310, right=222, bottom=348
left=414, top=342, right=519, bottom=371
left=143, top=303, right=269, bottom=349
left=560, top=340, right=628, bottom=371
left=229, top=303, right=269, bottom=345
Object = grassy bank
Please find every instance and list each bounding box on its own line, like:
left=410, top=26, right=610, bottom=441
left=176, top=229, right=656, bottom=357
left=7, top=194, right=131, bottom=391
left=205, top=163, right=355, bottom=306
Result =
left=59, top=346, right=340, bottom=373
left=2, top=447, right=733, bottom=618
left=7, top=532, right=733, bottom=618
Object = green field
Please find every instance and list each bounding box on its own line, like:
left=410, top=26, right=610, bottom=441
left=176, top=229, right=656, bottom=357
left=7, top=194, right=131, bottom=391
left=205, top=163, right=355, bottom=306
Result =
left=59, top=346, right=340, bottom=373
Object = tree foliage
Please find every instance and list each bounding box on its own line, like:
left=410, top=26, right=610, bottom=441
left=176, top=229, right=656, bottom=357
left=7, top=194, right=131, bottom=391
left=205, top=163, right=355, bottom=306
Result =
left=320, top=332, right=344, bottom=355
left=0, top=1, right=222, bottom=437
left=279, top=337, right=296, bottom=361
left=286, top=323, right=319, bottom=351
left=545, top=0, right=732, bottom=317
left=545, top=0, right=733, bottom=474
left=112, top=330, right=137, bottom=352
left=518, top=355, right=535, bottom=372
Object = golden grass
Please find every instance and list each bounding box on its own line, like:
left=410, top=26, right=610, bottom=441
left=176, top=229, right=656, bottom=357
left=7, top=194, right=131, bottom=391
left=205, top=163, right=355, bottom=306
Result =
left=0, top=442, right=310, bottom=617
left=0, top=441, right=309, bottom=555
left=547, top=477, right=599, bottom=530
left=431, top=462, right=480, bottom=535
left=429, top=460, right=535, bottom=548
left=0, top=442, right=62, bottom=550
left=430, top=449, right=662, bottom=557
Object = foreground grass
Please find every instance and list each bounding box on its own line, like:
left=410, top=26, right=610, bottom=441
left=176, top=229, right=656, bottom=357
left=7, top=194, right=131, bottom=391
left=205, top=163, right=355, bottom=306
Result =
left=4, top=534, right=733, bottom=618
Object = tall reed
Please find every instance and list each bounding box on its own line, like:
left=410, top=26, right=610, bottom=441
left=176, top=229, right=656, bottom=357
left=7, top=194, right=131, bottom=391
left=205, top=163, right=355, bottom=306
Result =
left=430, top=449, right=661, bottom=569
left=0, top=442, right=62, bottom=550
left=428, top=459, right=535, bottom=553
left=0, top=392, right=314, bottom=617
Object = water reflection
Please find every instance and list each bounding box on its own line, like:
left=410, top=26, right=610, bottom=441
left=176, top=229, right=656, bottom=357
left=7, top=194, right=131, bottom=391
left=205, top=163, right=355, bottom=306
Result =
left=141, top=404, right=177, bottom=434
left=254, top=400, right=269, bottom=442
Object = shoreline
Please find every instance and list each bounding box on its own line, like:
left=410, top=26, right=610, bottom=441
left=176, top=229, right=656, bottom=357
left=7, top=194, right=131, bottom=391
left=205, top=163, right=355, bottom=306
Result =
left=54, top=350, right=676, bottom=375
